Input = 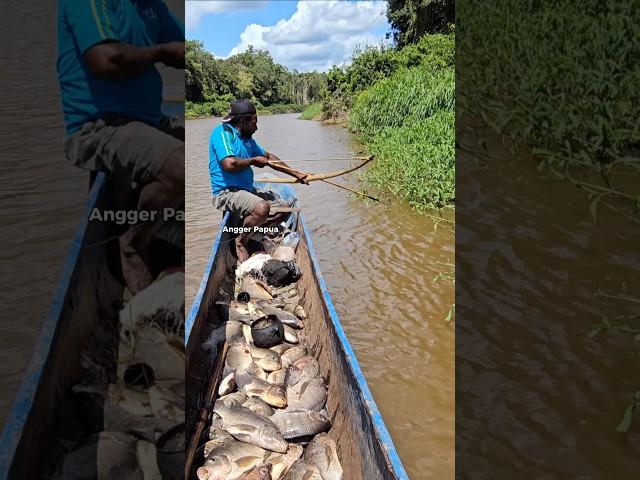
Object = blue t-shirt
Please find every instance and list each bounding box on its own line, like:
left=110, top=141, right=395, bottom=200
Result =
left=209, top=123, right=266, bottom=194
left=57, top=0, right=184, bottom=134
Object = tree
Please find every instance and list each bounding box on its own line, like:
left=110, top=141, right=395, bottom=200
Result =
left=387, top=0, right=454, bottom=47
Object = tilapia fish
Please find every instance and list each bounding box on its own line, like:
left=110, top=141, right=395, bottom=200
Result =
left=243, top=397, right=275, bottom=417
left=254, top=365, right=269, bottom=381
left=202, top=321, right=243, bottom=351
left=266, top=444, right=303, bottom=479
left=198, top=433, right=266, bottom=480
left=215, top=392, right=247, bottom=409
left=282, top=303, right=306, bottom=320
left=229, top=301, right=265, bottom=324
left=218, top=372, right=237, bottom=396
left=283, top=460, right=323, bottom=480
left=239, top=277, right=273, bottom=301
left=283, top=325, right=299, bottom=344
left=267, top=368, right=287, bottom=385
left=270, top=344, right=293, bottom=355
left=270, top=409, right=331, bottom=440
left=240, top=463, right=273, bottom=480
left=224, top=341, right=255, bottom=376
left=258, top=303, right=304, bottom=329
left=236, top=372, right=287, bottom=408
left=285, top=356, right=320, bottom=386
left=213, top=404, right=288, bottom=453
left=204, top=429, right=234, bottom=456
left=304, top=433, right=343, bottom=480
left=287, top=377, right=327, bottom=411
left=280, top=346, right=307, bottom=368
left=249, top=344, right=282, bottom=372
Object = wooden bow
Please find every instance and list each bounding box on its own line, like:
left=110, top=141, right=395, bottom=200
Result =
left=261, top=156, right=387, bottom=205
left=258, top=155, right=375, bottom=183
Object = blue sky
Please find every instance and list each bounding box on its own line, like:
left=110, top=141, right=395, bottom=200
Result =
left=185, top=1, right=391, bottom=72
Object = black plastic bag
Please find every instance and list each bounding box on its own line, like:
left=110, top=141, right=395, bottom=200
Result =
left=261, top=259, right=301, bottom=287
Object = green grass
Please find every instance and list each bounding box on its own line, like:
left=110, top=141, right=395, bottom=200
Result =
left=350, top=66, right=454, bottom=139
left=347, top=65, right=455, bottom=211
left=363, top=110, right=455, bottom=210
left=298, top=102, right=322, bottom=120
left=458, top=0, right=640, bottom=221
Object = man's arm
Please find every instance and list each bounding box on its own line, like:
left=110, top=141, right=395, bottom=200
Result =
left=63, top=0, right=184, bottom=80
left=264, top=152, right=309, bottom=184
left=83, top=42, right=183, bottom=80
left=221, top=155, right=269, bottom=172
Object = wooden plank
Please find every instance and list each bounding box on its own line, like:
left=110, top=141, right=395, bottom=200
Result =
left=269, top=206, right=302, bottom=213
left=185, top=342, right=228, bottom=479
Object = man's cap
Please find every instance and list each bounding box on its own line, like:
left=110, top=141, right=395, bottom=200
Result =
left=222, top=99, right=257, bottom=123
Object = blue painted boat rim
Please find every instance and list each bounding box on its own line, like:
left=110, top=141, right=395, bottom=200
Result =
left=0, top=173, right=107, bottom=476
left=300, top=213, right=410, bottom=480
left=185, top=211, right=230, bottom=342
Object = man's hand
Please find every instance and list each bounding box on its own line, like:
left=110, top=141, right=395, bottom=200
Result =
left=295, top=173, right=310, bottom=185
left=250, top=156, right=270, bottom=168
left=158, top=42, right=185, bottom=69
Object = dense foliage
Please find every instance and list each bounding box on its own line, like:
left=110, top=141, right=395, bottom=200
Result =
left=186, top=40, right=326, bottom=118
left=387, top=0, right=455, bottom=47
left=365, top=110, right=455, bottom=209
left=323, top=30, right=455, bottom=210
left=350, top=67, right=454, bottom=138
left=458, top=0, right=640, bottom=221
left=322, top=32, right=454, bottom=120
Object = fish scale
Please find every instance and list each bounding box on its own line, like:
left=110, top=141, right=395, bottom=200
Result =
left=303, top=433, right=343, bottom=480
left=213, top=404, right=288, bottom=453
left=270, top=409, right=331, bottom=440
left=287, top=377, right=327, bottom=411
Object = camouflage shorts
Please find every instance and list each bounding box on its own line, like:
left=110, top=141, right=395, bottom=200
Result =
left=212, top=188, right=289, bottom=218
left=64, top=117, right=184, bottom=189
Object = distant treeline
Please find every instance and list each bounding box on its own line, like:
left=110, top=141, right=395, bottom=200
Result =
left=185, top=41, right=326, bottom=118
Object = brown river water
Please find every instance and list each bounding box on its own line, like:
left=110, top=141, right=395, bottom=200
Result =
left=186, top=114, right=455, bottom=479
left=456, top=124, right=640, bottom=478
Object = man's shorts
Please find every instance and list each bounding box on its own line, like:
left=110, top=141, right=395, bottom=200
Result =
left=212, top=188, right=289, bottom=218
left=64, top=117, right=184, bottom=189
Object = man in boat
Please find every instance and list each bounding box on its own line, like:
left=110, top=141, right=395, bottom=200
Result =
left=209, top=99, right=309, bottom=262
left=57, top=0, right=185, bottom=293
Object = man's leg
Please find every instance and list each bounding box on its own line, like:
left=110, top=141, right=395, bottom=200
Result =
left=235, top=200, right=270, bottom=263
left=65, top=119, right=184, bottom=293
left=255, top=190, right=291, bottom=229
left=119, top=146, right=184, bottom=292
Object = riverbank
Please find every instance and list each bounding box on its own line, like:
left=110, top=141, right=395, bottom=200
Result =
left=321, top=32, right=455, bottom=213
left=299, top=102, right=322, bottom=121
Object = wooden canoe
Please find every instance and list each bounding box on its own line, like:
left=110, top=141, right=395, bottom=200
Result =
left=0, top=173, right=125, bottom=478
left=185, top=182, right=409, bottom=480
left=0, top=101, right=186, bottom=479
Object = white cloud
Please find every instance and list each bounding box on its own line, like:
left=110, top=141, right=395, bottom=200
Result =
left=186, top=0, right=268, bottom=30
left=227, top=1, right=389, bottom=72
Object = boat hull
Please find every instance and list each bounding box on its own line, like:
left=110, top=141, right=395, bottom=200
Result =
left=185, top=182, right=408, bottom=480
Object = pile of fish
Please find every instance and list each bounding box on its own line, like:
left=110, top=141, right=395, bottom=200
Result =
left=56, top=271, right=185, bottom=479
left=198, top=242, right=343, bottom=480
